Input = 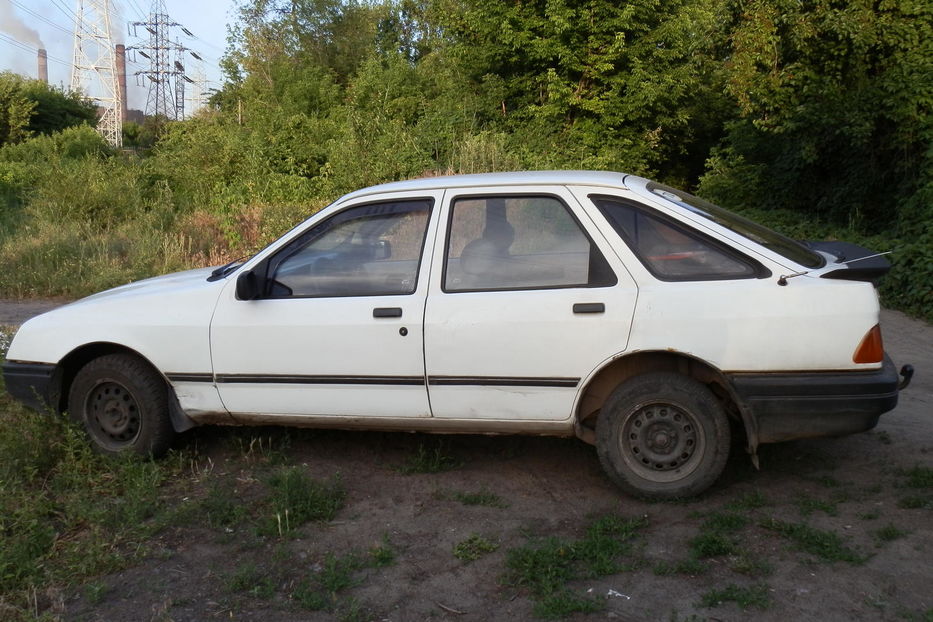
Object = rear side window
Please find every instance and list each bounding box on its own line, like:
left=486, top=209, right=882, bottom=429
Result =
left=444, top=195, right=616, bottom=291
left=591, top=196, right=764, bottom=281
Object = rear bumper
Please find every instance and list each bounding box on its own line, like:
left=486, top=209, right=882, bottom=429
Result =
left=728, top=355, right=901, bottom=444
left=3, top=361, right=58, bottom=412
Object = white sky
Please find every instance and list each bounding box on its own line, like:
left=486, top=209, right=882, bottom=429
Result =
left=0, top=0, right=238, bottom=114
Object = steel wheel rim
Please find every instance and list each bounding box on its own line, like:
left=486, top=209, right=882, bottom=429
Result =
left=85, top=380, right=141, bottom=449
left=619, top=401, right=705, bottom=483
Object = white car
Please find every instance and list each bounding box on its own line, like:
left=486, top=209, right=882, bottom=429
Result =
left=3, top=171, right=912, bottom=498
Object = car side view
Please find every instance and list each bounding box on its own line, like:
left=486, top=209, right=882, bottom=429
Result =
left=3, top=171, right=913, bottom=498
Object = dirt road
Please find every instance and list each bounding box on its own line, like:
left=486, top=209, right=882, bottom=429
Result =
left=4, top=301, right=931, bottom=621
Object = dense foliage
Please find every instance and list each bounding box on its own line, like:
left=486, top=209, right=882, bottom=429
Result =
left=0, top=0, right=929, bottom=318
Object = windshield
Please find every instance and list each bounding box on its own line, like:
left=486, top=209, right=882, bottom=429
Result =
left=646, top=182, right=825, bottom=269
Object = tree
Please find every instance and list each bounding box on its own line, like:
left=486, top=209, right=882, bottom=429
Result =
left=0, top=72, right=36, bottom=146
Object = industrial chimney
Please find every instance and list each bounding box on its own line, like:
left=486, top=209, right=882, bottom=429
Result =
left=115, top=44, right=128, bottom=122
left=37, top=49, right=48, bottom=83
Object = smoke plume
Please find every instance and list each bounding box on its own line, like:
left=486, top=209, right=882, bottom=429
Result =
left=0, top=0, right=45, bottom=48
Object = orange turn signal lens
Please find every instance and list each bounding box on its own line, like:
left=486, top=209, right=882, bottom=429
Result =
left=853, top=324, right=884, bottom=364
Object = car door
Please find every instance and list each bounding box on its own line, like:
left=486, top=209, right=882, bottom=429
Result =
left=209, top=192, right=440, bottom=418
left=423, top=186, right=638, bottom=421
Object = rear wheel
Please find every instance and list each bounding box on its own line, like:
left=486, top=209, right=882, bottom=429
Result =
left=68, top=353, right=174, bottom=457
left=596, top=372, right=730, bottom=499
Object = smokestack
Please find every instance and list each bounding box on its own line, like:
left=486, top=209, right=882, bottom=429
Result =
left=115, top=44, right=128, bottom=122
left=37, top=48, right=48, bottom=83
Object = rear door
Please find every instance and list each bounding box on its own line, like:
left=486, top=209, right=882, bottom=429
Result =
left=423, top=186, right=638, bottom=421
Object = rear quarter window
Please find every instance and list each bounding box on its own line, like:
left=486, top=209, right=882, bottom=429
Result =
left=591, top=195, right=768, bottom=281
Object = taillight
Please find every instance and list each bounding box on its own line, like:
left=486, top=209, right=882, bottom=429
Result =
left=853, top=324, right=884, bottom=364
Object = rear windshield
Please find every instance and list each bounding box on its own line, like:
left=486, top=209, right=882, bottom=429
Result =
left=646, top=182, right=825, bottom=269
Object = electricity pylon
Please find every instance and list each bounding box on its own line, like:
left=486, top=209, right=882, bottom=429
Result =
left=129, top=1, right=193, bottom=119
left=70, top=0, right=122, bottom=147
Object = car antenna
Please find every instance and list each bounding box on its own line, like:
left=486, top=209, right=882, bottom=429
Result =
left=777, top=271, right=808, bottom=286
left=840, top=250, right=892, bottom=265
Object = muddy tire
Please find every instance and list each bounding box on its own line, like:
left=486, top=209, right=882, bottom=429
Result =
left=68, top=353, right=174, bottom=457
left=596, top=372, right=730, bottom=499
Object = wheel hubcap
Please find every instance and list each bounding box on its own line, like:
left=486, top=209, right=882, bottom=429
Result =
left=87, top=382, right=141, bottom=446
left=623, top=403, right=698, bottom=472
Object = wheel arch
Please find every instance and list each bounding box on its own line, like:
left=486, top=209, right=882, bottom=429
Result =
left=574, top=350, right=757, bottom=452
left=55, top=342, right=195, bottom=433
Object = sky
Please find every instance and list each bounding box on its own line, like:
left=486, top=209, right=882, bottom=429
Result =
left=0, top=0, right=238, bottom=115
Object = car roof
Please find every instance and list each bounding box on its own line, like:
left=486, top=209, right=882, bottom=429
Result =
left=338, top=170, right=637, bottom=202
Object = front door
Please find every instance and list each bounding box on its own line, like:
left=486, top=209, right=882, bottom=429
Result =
left=210, top=193, right=440, bottom=418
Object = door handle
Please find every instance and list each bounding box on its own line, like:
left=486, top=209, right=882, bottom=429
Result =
left=373, top=307, right=403, bottom=318
left=573, top=303, right=605, bottom=314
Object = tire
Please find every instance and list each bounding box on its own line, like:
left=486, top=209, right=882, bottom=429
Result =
left=68, top=353, right=174, bottom=457
left=595, top=372, right=730, bottom=499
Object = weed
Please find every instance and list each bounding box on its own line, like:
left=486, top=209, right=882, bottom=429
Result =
left=226, top=562, right=277, bottom=599
left=533, top=589, right=604, bottom=618
left=335, top=597, right=369, bottom=622
left=201, top=483, right=247, bottom=528
left=702, top=512, right=748, bottom=532
left=700, top=583, right=771, bottom=611
left=453, top=488, right=509, bottom=508
left=898, top=495, right=932, bottom=509
left=260, top=467, right=345, bottom=535
left=319, top=553, right=365, bottom=593
left=369, top=535, right=396, bottom=567
left=504, top=514, right=647, bottom=617
left=726, top=490, right=769, bottom=511
left=760, top=518, right=865, bottom=564
left=731, top=554, right=774, bottom=577
left=454, top=534, right=499, bottom=562
left=690, top=532, right=735, bottom=558
left=83, top=581, right=108, bottom=604
left=795, top=494, right=839, bottom=517
left=858, top=510, right=881, bottom=520
left=293, top=578, right=329, bottom=610
left=872, top=524, right=908, bottom=543
left=875, top=431, right=892, bottom=445
left=901, top=466, right=933, bottom=489
left=653, top=558, right=707, bottom=576
left=398, top=441, right=462, bottom=474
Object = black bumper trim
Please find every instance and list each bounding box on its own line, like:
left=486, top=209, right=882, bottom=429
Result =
left=728, top=355, right=901, bottom=443
left=3, top=361, right=57, bottom=412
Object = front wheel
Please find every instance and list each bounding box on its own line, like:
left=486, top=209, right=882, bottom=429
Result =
left=596, top=372, right=730, bottom=499
left=68, top=353, right=174, bottom=457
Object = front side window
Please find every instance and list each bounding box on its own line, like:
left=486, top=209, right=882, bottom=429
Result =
left=268, top=199, right=431, bottom=297
left=444, top=195, right=616, bottom=291
left=592, top=196, right=762, bottom=281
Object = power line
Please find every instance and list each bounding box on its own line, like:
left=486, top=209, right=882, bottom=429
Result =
left=0, top=33, right=72, bottom=66
left=10, top=0, right=72, bottom=36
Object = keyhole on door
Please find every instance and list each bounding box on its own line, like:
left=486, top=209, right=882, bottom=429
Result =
left=399, top=327, right=408, bottom=336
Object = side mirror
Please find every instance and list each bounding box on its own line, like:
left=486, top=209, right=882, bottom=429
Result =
left=236, top=269, right=263, bottom=300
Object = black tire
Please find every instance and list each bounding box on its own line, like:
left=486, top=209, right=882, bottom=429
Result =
left=596, top=372, right=730, bottom=499
left=68, top=353, right=174, bottom=457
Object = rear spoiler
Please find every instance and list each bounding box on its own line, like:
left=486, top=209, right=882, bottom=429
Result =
left=805, top=241, right=892, bottom=282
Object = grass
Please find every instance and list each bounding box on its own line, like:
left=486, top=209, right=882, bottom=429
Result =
left=454, top=534, right=499, bottom=562
left=503, top=514, right=648, bottom=617
left=901, top=465, right=933, bottom=489
left=699, top=583, right=771, bottom=611
left=398, top=441, right=462, bottom=474
left=872, top=524, right=909, bottom=544
left=760, top=518, right=866, bottom=564
left=795, top=493, right=840, bottom=517
left=226, top=562, right=277, bottom=599
left=260, top=467, right=345, bottom=535
left=453, top=488, right=509, bottom=508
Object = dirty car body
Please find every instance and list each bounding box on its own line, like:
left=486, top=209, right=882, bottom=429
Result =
left=3, top=171, right=913, bottom=498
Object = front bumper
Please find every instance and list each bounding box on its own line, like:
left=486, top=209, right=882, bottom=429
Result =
left=728, top=355, right=903, bottom=444
left=3, top=361, right=58, bottom=412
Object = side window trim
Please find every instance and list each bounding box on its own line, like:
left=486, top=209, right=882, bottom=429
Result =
left=261, top=197, right=435, bottom=299
left=589, top=194, right=771, bottom=282
left=441, top=192, right=618, bottom=293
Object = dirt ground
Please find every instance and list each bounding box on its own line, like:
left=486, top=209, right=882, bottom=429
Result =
left=3, top=301, right=931, bottom=621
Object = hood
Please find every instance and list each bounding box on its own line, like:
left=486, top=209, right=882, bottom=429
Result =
left=73, top=266, right=217, bottom=306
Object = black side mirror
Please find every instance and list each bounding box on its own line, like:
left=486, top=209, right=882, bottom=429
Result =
left=236, top=269, right=264, bottom=300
